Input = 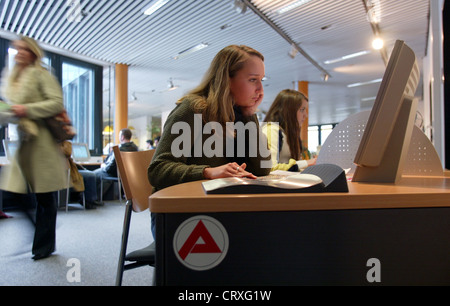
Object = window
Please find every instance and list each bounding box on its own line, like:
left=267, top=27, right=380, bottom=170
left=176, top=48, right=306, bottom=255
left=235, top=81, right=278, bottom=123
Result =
left=321, top=124, right=334, bottom=144
left=308, top=126, right=319, bottom=154
left=0, top=37, right=103, bottom=156
left=62, top=61, right=95, bottom=147
left=308, top=124, right=337, bottom=155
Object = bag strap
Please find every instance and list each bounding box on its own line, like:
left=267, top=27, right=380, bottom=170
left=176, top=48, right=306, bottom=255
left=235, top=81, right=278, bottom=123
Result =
left=278, top=127, right=283, bottom=161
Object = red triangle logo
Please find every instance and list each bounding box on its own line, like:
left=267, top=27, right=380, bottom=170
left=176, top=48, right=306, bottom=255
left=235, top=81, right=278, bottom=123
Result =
left=178, top=220, right=222, bottom=260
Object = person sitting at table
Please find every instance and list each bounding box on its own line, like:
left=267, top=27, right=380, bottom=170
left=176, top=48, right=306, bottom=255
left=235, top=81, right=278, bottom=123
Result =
left=148, top=45, right=272, bottom=237
left=262, top=89, right=316, bottom=172
left=78, top=128, right=138, bottom=204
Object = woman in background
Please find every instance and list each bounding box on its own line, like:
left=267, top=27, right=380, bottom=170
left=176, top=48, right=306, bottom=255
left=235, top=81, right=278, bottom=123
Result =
left=0, top=36, right=67, bottom=260
left=262, top=89, right=316, bottom=172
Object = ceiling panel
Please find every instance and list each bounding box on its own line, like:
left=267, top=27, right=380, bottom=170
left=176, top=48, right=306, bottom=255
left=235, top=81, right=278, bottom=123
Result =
left=0, top=0, right=430, bottom=125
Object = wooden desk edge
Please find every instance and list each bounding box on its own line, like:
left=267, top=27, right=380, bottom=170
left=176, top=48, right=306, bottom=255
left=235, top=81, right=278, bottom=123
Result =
left=149, top=176, right=450, bottom=213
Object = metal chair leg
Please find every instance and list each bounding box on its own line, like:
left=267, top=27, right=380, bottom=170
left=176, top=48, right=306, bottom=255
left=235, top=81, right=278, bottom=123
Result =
left=116, top=200, right=133, bottom=286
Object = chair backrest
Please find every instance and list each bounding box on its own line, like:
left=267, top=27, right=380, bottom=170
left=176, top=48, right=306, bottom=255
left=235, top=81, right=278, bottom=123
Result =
left=113, top=146, right=155, bottom=212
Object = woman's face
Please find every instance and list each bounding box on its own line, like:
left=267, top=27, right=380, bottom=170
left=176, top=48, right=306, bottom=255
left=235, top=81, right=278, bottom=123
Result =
left=296, top=99, right=308, bottom=126
left=229, top=55, right=265, bottom=117
left=13, top=40, right=36, bottom=66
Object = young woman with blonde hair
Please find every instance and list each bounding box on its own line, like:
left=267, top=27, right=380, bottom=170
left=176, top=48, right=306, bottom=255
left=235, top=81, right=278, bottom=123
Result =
left=148, top=45, right=271, bottom=237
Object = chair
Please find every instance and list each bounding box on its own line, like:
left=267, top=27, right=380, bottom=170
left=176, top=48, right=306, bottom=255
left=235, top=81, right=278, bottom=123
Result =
left=58, top=167, right=86, bottom=212
left=100, top=170, right=122, bottom=203
left=113, top=145, right=156, bottom=286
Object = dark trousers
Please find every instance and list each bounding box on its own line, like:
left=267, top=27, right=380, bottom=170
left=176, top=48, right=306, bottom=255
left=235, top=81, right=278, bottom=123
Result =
left=32, top=192, right=57, bottom=256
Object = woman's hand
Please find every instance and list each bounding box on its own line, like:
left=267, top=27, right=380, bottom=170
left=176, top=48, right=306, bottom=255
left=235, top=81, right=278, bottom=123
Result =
left=11, top=105, right=27, bottom=118
left=203, top=162, right=257, bottom=180
left=307, top=157, right=317, bottom=167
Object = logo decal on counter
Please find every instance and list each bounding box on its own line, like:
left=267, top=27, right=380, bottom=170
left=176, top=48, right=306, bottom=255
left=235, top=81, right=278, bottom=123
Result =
left=173, top=215, right=229, bottom=271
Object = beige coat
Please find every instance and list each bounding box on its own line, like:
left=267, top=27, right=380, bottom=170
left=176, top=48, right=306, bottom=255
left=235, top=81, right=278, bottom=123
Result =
left=0, top=65, right=68, bottom=194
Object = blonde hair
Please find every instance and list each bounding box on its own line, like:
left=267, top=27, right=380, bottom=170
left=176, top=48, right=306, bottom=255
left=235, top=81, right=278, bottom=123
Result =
left=264, top=89, right=308, bottom=160
left=6, top=36, right=45, bottom=84
left=178, top=45, right=264, bottom=125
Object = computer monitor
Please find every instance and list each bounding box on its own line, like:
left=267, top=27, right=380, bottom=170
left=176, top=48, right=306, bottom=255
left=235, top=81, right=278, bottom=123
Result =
left=72, top=142, right=91, bottom=162
left=352, top=40, right=420, bottom=183
left=2, top=139, right=19, bottom=161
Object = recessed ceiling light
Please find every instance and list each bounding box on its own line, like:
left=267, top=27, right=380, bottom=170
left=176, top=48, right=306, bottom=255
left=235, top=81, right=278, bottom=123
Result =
left=172, top=43, right=209, bottom=60
left=361, top=96, right=377, bottom=102
left=276, top=0, right=312, bottom=14
left=324, top=50, right=371, bottom=65
left=347, top=78, right=382, bottom=88
left=143, top=0, right=169, bottom=16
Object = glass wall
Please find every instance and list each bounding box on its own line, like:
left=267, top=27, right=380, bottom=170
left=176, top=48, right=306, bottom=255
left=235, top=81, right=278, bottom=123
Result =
left=62, top=62, right=95, bottom=147
left=0, top=37, right=103, bottom=156
left=308, top=124, right=337, bottom=155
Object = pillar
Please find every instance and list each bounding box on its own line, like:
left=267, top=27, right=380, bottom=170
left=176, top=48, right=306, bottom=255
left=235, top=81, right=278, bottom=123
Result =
left=114, top=63, right=128, bottom=144
left=298, top=81, right=309, bottom=151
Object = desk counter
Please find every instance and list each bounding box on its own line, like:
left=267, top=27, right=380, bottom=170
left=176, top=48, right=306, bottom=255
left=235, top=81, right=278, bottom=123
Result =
left=149, top=175, right=450, bottom=213
left=149, top=175, right=450, bottom=286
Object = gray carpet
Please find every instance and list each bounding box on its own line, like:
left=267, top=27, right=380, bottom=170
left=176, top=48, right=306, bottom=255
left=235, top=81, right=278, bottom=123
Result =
left=0, top=200, right=154, bottom=286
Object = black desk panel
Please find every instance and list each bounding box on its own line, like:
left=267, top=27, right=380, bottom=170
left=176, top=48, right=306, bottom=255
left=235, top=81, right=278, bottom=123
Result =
left=155, top=208, right=450, bottom=285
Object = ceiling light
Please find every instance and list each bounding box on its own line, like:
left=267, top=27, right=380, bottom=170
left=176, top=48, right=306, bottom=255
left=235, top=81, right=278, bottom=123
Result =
left=143, top=0, right=169, bottom=16
left=288, top=44, right=298, bottom=59
left=366, top=0, right=381, bottom=24
left=361, top=96, right=377, bottom=102
left=167, top=78, right=179, bottom=91
left=372, top=37, right=384, bottom=50
left=233, top=0, right=247, bottom=14
left=276, top=0, right=312, bottom=14
left=172, top=43, right=209, bottom=60
left=347, top=78, right=382, bottom=88
left=324, top=50, right=371, bottom=65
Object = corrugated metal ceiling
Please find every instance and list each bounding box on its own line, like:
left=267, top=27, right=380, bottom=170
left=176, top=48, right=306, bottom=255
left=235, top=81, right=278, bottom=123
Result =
left=0, top=0, right=430, bottom=125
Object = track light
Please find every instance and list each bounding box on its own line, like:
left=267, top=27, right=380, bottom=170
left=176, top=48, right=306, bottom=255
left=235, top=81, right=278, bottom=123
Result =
left=372, top=37, right=384, bottom=50
left=233, top=0, right=247, bottom=14
left=167, top=78, right=179, bottom=91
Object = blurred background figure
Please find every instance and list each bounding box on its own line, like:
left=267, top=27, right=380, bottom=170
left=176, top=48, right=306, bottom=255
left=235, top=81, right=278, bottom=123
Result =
left=0, top=35, right=67, bottom=260
left=146, top=139, right=154, bottom=150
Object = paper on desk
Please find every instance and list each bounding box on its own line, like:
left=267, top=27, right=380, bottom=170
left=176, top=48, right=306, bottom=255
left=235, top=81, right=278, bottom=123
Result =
left=269, top=170, right=296, bottom=177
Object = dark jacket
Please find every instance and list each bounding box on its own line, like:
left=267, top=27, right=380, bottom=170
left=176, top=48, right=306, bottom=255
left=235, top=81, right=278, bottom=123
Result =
left=104, top=141, right=138, bottom=176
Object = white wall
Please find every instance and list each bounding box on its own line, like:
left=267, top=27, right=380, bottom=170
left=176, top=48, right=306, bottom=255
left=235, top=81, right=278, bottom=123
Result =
left=129, top=115, right=151, bottom=150
left=422, top=0, right=446, bottom=167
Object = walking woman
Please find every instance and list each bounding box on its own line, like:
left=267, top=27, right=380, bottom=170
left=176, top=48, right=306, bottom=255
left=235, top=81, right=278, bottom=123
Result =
left=0, top=36, right=67, bottom=260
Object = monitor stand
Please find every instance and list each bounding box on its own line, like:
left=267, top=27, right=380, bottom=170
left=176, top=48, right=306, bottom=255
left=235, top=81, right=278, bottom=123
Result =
left=352, top=97, right=417, bottom=183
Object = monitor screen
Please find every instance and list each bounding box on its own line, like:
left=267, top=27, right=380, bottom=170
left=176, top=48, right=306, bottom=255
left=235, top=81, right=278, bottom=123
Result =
left=2, top=140, right=18, bottom=161
left=72, top=143, right=91, bottom=162
left=352, top=40, right=420, bottom=183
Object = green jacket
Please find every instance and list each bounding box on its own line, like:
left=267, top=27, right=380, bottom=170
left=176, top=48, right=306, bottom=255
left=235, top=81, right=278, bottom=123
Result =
left=148, top=99, right=271, bottom=192
left=0, top=66, right=67, bottom=194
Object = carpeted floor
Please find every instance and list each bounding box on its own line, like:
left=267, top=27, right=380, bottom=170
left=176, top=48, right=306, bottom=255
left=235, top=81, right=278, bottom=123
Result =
left=0, top=200, right=154, bottom=286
